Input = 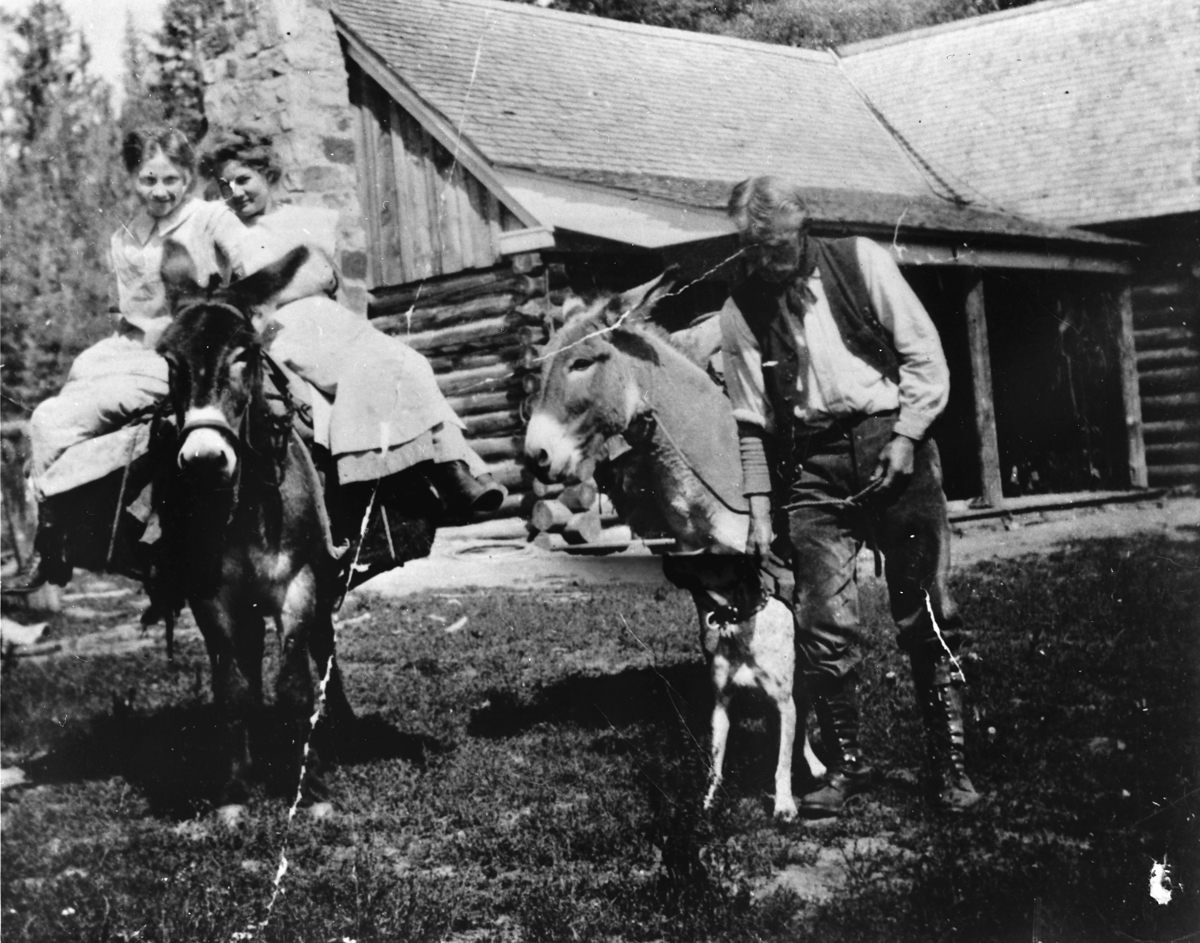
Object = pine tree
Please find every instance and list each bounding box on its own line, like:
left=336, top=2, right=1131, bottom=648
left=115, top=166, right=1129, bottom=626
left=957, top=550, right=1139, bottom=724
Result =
left=119, top=12, right=164, bottom=134
left=147, top=0, right=235, bottom=141
left=0, top=0, right=123, bottom=415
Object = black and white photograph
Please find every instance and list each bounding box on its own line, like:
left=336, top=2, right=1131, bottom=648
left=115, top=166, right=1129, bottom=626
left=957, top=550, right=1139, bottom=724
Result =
left=1, top=0, right=1197, bottom=939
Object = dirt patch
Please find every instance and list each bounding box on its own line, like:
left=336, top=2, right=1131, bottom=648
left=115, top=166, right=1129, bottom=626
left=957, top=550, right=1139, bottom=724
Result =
left=363, top=495, right=1200, bottom=598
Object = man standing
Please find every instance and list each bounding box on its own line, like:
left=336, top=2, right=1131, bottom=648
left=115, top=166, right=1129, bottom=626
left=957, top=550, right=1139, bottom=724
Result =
left=720, top=176, right=980, bottom=815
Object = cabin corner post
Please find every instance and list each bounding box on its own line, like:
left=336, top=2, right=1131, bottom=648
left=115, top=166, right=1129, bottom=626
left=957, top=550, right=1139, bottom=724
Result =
left=1113, top=281, right=1149, bottom=488
left=963, top=270, right=1005, bottom=508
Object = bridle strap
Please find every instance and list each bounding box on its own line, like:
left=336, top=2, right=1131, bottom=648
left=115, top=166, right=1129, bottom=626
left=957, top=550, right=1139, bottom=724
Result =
left=179, top=416, right=239, bottom=442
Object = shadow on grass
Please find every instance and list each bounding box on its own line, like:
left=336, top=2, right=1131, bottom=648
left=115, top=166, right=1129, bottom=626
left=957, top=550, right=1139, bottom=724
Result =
left=468, top=662, right=711, bottom=738
left=22, top=701, right=447, bottom=818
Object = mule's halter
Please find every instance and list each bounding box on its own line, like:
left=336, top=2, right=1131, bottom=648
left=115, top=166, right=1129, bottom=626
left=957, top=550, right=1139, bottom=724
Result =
left=167, top=302, right=299, bottom=485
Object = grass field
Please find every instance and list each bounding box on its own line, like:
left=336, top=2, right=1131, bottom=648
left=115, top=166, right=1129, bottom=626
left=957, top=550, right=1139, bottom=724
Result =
left=2, top=529, right=1198, bottom=942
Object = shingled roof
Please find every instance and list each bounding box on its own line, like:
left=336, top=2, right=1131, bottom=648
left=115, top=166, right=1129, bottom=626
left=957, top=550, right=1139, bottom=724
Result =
left=840, top=0, right=1200, bottom=227
left=332, top=0, right=1128, bottom=252
left=333, top=0, right=931, bottom=196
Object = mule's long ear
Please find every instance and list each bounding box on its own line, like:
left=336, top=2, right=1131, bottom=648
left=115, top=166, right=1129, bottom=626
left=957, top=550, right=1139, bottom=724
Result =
left=221, top=245, right=311, bottom=311
left=618, top=266, right=679, bottom=322
left=161, top=239, right=206, bottom=312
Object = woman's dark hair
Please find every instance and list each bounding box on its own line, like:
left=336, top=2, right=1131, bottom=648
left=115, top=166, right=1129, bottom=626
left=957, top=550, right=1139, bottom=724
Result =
left=198, top=126, right=283, bottom=185
left=122, top=126, right=196, bottom=176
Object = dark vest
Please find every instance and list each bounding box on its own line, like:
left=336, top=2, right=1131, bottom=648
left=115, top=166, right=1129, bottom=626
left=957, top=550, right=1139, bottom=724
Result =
left=730, top=237, right=900, bottom=443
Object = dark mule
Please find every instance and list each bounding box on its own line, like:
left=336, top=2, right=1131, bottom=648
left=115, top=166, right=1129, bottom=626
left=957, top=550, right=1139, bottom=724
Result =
left=154, top=243, right=353, bottom=822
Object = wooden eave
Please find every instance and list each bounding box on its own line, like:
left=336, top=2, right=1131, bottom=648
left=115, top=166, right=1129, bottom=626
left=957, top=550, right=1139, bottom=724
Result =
left=334, top=13, right=553, bottom=250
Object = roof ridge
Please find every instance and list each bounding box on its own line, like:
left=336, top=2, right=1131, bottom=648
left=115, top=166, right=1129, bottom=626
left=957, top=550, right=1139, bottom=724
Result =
left=839, top=0, right=1095, bottom=55
left=344, top=0, right=834, bottom=64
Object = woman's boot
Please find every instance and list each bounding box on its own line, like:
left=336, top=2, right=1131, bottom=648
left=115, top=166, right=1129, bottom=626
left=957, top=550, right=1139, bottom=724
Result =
left=429, top=460, right=506, bottom=522
left=910, top=651, right=981, bottom=811
left=5, top=501, right=71, bottom=593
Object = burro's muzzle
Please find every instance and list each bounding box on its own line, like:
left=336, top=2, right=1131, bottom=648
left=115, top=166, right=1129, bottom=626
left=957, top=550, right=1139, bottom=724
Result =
left=177, top=406, right=239, bottom=481
left=524, top=410, right=583, bottom=483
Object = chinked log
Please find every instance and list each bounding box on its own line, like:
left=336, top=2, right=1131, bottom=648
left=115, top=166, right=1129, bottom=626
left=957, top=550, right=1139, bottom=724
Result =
left=1143, top=418, right=1200, bottom=442
left=462, top=409, right=524, bottom=438
left=1138, top=366, right=1200, bottom=397
left=444, top=388, right=523, bottom=417
left=467, top=435, right=522, bottom=461
left=1136, top=347, right=1200, bottom=369
left=1132, top=303, right=1197, bottom=331
left=1134, top=326, right=1199, bottom=351
left=481, top=459, right=528, bottom=491
left=562, top=510, right=603, bottom=545
left=1132, top=279, right=1197, bottom=303
left=426, top=346, right=522, bottom=374
left=436, top=363, right=514, bottom=398
left=385, top=318, right=550, bottom=356
left=1146, top=440, right=1200, bottom=460
left=530, top=498, right=572, bottom=532
left=370, top=292, right=520, bottom=334
left=559, top=481, right=598, bottom=511
left=370, top=271, right=540, bottom=314
left=1146, top=463, right=1200, bottom=484
left=1141, top=392, right=1200, bottom=418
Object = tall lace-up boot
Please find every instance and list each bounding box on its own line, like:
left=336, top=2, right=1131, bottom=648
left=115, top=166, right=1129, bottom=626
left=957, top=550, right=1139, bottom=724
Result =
left=800, top=673, right=874, bottom=818
left=911, top=651, right=981, bottom=812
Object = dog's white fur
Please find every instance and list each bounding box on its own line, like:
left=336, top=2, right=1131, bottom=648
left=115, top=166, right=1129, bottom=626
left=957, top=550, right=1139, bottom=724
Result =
left=698, top=595, right=824, bottom=821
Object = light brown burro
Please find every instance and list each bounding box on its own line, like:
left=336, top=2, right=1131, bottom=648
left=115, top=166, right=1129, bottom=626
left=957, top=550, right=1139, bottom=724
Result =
left=524, top=279, right=824, bottom=821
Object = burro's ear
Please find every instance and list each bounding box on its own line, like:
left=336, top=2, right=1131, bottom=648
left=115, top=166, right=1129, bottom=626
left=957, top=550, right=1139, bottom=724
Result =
left=221, top=246, right=311, bottom=311
left=161, top=239, right=205, bottom=311
left=613, top=267, right=679, bottom=323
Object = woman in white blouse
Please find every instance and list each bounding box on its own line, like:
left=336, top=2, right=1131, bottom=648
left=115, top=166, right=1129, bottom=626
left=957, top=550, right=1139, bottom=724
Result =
left=16, top=126, right=250, bottom=590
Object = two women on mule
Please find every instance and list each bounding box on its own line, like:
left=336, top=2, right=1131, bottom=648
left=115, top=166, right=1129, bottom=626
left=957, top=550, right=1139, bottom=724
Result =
left=16, top=124, right=504, bottom=592
left=722, top=176, right=981, bottom=814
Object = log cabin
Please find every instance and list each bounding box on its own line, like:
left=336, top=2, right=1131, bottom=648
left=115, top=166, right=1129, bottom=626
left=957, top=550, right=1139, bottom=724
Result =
left=201, top=0, right=1192, bottom=533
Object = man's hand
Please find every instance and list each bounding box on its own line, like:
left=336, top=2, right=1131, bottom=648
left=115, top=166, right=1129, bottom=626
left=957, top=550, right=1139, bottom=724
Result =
left=873, top=435, right=917, bottom=490
left=746, top=493, right=774, bottom=559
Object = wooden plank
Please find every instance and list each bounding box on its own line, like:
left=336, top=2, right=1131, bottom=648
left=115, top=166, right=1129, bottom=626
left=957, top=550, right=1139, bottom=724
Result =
left=897, top=243, right=1133, bottom=275
left=388, top=100, right=422, bottom=286
left=397, top=109, right=436, bottom=282
left=963, top=271, right=1005, bottom=508
left=350, top=66, right=384, bottom=287
left=372, top=94, right=402, bottom=287
left=1112, top=284, right=1149, bottom=488
left=436, top=153, right=465, bottom=274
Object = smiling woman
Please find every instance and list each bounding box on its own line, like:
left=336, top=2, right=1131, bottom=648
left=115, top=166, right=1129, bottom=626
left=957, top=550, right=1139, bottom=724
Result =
left=11, top=125, right=251, bottom=593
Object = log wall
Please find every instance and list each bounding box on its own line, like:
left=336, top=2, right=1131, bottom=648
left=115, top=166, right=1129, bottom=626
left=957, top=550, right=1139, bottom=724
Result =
left=369, top=258, right=569, bottom=522
left=1133, top=271, right=1200, bottom=486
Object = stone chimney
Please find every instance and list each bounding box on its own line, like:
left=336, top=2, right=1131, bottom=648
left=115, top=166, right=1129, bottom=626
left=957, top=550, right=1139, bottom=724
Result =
left=203, top=0, right=369, bottom=313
